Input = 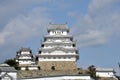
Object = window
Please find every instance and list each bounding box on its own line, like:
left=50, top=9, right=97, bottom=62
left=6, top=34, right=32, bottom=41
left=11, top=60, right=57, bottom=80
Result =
left=51, top=66, right=55, bottom=70
left=41, top=44, right=44, bottom=47
left=38, top=66, right=41, bottom=70
left=39, top=51, right=41, bottom=54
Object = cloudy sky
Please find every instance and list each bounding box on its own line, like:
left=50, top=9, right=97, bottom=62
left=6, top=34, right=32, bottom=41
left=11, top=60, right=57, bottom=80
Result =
left=0, top=0, right=120, bottom=73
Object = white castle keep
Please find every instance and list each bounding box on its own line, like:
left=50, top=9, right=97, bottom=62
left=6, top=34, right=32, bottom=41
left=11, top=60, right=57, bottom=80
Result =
left=36, top=24, right=79, bottom=70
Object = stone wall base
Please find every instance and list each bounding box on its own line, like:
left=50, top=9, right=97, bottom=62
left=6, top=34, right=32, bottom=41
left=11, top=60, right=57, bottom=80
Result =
left=38, top=61, right=77, bottom=70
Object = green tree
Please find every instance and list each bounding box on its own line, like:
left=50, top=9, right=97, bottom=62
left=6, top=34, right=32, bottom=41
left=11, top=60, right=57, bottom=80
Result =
left=4, top=58, right=20, bottom=70
left=88, top=65, right=96, bottom=78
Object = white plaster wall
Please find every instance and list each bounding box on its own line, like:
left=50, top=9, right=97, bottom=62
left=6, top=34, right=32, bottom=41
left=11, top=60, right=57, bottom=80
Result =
left=19, top=61, right=31, bottom=64
left=49, top=31, right=68, bottom=36
left=28, top=67, right=38, bottom=70
left=44, top=46, right=52, bottom=48
left=44, top=45, right=73, bottom=48
left=8, top=72, right=17, bottom=80
left=21, top=67, right=26, bottom=70
left=38, top=57, right=76, bottom=61
left=19, top=75, right=92, bottom=80
left=21, top=52, right=30, bottom=54
left=49, top=31, right=54, bottom=35
left=1, top=72, right=6, bottom=75
left=96, top=72, right=114, bottom=77
left=63, top=31, right=67, bottom=35
left=19, top=56, right=31, bottom=59
left=41, top=51, right=75, bottom=55
left=54, top=39, right=62, bottom=42
left=51, top=51, right=68, bottom=55
left=21, top=67, right=38, bottom=70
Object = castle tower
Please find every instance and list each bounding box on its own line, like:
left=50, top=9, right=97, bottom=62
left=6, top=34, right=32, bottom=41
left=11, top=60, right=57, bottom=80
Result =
left=36, top=24, right=79, bottom=70
left=16, top=48, right=35, bottom=66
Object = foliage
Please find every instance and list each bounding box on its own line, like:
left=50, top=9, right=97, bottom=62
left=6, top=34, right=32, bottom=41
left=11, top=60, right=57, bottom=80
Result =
left=88, top=65, right=96, bottom=78
left=4, top=58, right=20, bottom=70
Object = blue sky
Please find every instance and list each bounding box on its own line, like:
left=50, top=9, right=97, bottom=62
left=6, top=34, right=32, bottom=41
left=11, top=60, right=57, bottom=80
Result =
left=0, top=0, right=120, bottom=74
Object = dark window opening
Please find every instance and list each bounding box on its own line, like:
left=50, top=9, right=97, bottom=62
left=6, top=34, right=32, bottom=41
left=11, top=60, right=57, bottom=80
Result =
left=73, top=44, right=75, bottom=47
left=35, top=57, right=38, bottom=61
left=26, top=66, right=29, bottom=71
left=41, top=44, right=44, bottom=47
left=38, top=66, right=41, bottom=70
left=39, top=51, right=41, bottom=54
left=51, top=66, right=55, bottom=70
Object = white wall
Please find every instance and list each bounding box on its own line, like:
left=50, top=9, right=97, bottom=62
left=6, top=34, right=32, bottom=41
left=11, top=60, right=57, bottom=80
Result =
left=8, top=72, right=17, bottom=80
left=44, top=45, right=73, bottom=48
left=21, top=52, right=30, bottom=54
left=38, top=56, right=76, bottom=61
left=96, top=72, right=114, bottom=77
left=21, top=66, right=38, bottom=70
left=41, top=51, right=75, bottom=55
left=38, top=50, right=77, bottom=61
left=19, top=75, right=92, bottom=80
left=1, top=72, right=17, bottom=80
left=49, top=31, right=68, bottom=36
left=28, top=67, right=38, bottom=70
left=19, top=56, right=32, bottom=59
left=21, top=67, right=26, bottom=70
left=19, top=60, right=31, bottom=65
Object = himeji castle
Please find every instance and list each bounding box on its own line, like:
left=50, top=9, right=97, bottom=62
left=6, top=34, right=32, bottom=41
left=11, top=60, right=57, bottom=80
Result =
left=14, top=23, right=117, bottom=80
left=36, top=23, right=79, bottom=70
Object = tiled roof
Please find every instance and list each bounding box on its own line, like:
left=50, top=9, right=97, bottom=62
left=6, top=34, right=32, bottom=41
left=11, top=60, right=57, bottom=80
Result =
left=96, top=68, right=114, bottom=72
left=48, top=24, right=69, bottom=31
left=0, top=66, right=17, bottom=72
left=41, top=42, right=76, bottom=45
left=44, top=35, right=73, bottom=38
left=0, top=64, right=9, bottom=67
left=19, top=48, right=31, bottom=52
left=40, top=47, right=78, bottom=53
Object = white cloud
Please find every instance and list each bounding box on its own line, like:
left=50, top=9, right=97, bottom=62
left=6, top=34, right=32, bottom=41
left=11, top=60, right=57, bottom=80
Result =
left=0, top=7, right=51, bottom=45
left=0, top=0, right=69, bottom=62
left=71, top=0, right=120, bottom=48
left=76, top=30, right=107, bottom=48
left=0, top=5, right=52, bottom=62
left=0, top=0, right=48, bottom=28
left=88, top=0, right=119, bottom=15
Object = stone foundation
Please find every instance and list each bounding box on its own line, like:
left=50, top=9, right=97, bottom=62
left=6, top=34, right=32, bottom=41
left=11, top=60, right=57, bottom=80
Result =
left=38, top=61, right=77, bottom=70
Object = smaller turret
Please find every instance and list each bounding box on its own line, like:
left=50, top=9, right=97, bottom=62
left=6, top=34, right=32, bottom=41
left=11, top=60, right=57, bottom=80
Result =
left=16, top=48, right=35, bottom=66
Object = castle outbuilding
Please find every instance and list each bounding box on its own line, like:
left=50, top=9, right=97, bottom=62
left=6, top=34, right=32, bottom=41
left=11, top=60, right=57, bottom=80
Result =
left=16, top=48, right=35, bottom=66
